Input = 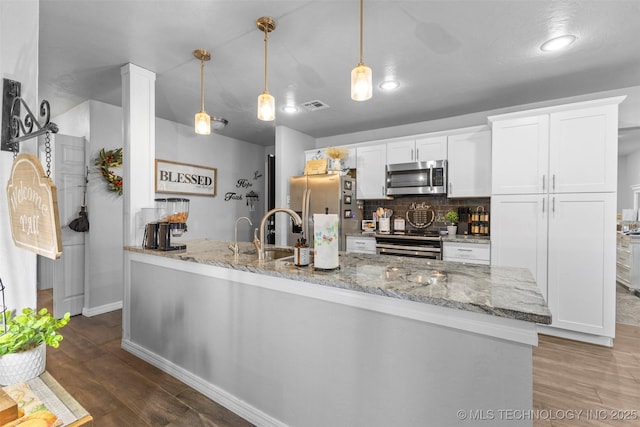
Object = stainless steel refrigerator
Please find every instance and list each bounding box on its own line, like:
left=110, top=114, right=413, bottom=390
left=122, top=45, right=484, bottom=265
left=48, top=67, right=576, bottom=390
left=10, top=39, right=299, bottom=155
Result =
left=289, top=174, right=361, bottom=251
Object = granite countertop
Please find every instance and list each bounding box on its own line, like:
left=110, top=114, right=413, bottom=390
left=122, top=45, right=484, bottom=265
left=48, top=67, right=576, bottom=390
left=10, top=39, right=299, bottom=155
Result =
left=125, top=239, right=551, bottom=325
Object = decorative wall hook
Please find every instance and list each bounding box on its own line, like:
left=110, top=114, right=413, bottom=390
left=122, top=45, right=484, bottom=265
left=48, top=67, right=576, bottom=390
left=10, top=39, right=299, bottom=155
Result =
left=2, top=78, right=59, bottom=153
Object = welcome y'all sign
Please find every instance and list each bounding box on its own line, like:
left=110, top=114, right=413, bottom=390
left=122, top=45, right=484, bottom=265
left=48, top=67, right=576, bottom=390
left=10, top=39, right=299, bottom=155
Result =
left=6, top=154, right=62, bottom=259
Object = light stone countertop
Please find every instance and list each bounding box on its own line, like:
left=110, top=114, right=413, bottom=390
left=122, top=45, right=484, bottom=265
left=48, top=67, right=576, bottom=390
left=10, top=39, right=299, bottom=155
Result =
left=125, top=239, right=551, bottom=325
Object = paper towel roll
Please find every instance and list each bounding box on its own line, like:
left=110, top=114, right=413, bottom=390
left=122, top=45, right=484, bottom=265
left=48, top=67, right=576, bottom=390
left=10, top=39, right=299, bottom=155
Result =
left=313, top=214, right=339, bottom=269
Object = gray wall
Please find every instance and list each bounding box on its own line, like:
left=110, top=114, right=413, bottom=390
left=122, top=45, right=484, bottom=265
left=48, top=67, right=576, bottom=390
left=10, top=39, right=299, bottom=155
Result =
left=52, top=100, right=266, bottom=314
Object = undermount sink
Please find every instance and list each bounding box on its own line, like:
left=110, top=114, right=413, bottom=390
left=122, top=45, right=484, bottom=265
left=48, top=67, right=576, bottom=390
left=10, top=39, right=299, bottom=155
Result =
left=263, top=248, right=295, bottom=261
left=242, top=247, right=295, bottom=261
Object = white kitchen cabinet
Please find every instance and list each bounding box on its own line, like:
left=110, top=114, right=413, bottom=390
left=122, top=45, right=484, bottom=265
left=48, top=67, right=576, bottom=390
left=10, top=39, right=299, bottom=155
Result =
left=491, top=115, right=549, bottom=195
left=492, top=193, right=617, bottom=341
left=447, top=129, right=491, bottom=198
left=489, top=96, right=624, bottom=346
left=490, top=99, right=620, bottom=195
left=356, top=144, right=387, bottom=199
left=547, top=192, right=616, bottom=338
left=549, top=105, right=618, bottom=193
left=491, top=194, right=549, bottom=300
left=386, top=135, right=447, bottom=165
left=415, top=135, right=447, bottom=161
left=386, top=138, right=415, bottom=164
left=442, top=241, right=490, bottom=265
left=346, top=235, right=377, bottom=254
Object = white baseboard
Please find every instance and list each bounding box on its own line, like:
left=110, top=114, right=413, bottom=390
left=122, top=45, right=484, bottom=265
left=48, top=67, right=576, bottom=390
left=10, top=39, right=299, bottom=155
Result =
left=121, top=339, right=287, bottom=427
left=82, top=300, right=123, bottom=317
left=538, top=325, right=614, bottom=347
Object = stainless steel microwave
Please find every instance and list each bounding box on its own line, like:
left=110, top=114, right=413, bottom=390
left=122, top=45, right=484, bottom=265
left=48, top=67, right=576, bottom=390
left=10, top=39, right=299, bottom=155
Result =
left=386, top=160, right=447, bottom=196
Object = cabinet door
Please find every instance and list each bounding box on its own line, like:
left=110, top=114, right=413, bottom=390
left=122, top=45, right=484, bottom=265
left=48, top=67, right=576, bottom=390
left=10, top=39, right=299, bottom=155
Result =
left=491, top=115, right=549, bottom=195
left=416, top=135, right=447, bottom=161
left=490, top=194, right=548, bottom=300
left=356, top=144, right=387, bottom=199
left=547, top=192, right=616, bottom=337
left=447, top=130, right=491, bottom=198
left=549, top=105, right=618, bottom=193
left=386, top=139, right=415, bottom=165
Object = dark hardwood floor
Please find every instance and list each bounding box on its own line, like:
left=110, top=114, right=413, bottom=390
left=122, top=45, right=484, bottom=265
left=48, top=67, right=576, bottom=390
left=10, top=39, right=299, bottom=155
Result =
left=39, top=289, right=640, bottom=427
left=38, top=289, right=254, bottom=427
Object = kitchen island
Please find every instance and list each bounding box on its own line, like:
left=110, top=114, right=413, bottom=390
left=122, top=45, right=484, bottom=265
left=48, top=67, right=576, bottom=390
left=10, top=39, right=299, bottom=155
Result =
left=124, top=239, right=550, bottom=427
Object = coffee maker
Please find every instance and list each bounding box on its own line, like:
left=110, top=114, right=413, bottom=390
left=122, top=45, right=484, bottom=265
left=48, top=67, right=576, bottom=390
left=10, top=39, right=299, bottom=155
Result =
left=143, top=198, right=190, bottom=251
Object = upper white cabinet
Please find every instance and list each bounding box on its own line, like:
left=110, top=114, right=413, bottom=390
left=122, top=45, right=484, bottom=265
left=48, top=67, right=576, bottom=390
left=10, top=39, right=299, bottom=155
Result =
left=490, top=99, right=620, bottom=195
left=386, top=135, right=447, bottom=165
left=416, top=135, right=448, bottom=161
left=386, top=138, right=415, bottom=164
left=549, top=105, right=618, bottom=193
left=491, top=115, right=549, bottom=195
left=447, top=129, right=491, bottom=198
left=356, top=144, right=387, bottom=199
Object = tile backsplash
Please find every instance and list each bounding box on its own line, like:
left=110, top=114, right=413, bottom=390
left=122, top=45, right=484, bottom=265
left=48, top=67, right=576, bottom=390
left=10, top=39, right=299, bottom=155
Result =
left=360, top=195, right=490, bottom=233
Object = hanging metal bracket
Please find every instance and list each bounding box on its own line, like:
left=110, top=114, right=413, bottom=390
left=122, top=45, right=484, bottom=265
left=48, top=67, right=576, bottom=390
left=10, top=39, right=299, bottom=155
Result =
left=2, top=78, right=59, bottom=153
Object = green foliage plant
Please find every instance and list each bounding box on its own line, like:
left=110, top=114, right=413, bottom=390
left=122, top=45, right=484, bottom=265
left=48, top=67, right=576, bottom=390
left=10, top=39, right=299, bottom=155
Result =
left=444, top=210, right=459, bottom=224
left=0, top=308, right=70, bottom=356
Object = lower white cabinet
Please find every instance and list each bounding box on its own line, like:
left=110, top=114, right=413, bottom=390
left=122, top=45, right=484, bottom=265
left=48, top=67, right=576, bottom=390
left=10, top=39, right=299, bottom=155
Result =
left=546, top=193, right=616, bottom=338
left=442, top=241, right=490, bottom=265
left=491, top=192, right=616, bottom=345
left=346, top=235, right=377, bottom=254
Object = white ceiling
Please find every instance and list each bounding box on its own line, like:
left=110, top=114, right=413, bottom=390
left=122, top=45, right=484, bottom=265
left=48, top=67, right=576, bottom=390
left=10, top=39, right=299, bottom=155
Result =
left=38, top=0, right=640, bottom=150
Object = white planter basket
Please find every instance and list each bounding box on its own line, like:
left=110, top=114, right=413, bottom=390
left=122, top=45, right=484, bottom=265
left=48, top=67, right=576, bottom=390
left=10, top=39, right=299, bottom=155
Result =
left=447, top=225, right=458, bottom=236
left=0, top=344, right=46, bottom=386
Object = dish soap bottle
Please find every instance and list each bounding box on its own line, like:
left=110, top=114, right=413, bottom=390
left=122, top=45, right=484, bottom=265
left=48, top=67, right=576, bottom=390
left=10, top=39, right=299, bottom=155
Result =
left=294, top=233, right=310, bottom=267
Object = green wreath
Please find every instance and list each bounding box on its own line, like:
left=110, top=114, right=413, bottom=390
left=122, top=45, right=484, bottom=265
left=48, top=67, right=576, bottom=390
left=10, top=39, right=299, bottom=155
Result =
left=96, top=148, right=123, bottom=195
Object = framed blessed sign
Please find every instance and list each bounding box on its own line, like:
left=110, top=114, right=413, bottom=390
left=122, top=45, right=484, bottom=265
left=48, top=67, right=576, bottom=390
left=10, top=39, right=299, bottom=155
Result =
left=155, top=159, right=217, bottom=197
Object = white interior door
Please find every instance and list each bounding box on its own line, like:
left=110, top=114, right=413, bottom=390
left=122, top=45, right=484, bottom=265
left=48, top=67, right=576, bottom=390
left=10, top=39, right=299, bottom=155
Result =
left=38, top=134, right=86, bottom=317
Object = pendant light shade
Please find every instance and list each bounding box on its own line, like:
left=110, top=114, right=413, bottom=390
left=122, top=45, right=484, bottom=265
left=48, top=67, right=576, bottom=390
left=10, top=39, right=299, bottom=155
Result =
left=257, top=92, right=275, bottom=121
left=351, top=64, right=372, bottom=101
left=257, top=17, right=276, bottom=121
left=193, top=49, right=211, bottom=135
left=351, top=0, right=372, bottom=101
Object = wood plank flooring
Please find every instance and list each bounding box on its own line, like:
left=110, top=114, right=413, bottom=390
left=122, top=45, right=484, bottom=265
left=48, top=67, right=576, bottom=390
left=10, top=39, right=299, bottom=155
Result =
left=38, top=290, right=640, bottom=426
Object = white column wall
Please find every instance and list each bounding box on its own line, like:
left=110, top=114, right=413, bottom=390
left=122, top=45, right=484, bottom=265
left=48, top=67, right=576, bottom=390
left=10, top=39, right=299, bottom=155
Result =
left=0, top=0, right=39, bottom=311
left=121, top=64, right=156, bottom=246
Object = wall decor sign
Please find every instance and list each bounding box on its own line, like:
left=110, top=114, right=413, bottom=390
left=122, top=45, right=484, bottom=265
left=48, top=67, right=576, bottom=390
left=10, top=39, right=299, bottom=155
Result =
left=6, top=154, right=62, bottom=259
left=155, top=159, right=217, bottom=197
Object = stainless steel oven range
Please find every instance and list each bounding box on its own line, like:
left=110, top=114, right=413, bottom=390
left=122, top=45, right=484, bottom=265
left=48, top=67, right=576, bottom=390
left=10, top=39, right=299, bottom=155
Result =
left=375, top=231, right=442, bottom=259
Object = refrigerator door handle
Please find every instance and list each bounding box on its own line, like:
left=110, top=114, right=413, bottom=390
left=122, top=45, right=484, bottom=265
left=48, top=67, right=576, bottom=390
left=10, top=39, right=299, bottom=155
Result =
left=303, top=188, right=311, bottom=239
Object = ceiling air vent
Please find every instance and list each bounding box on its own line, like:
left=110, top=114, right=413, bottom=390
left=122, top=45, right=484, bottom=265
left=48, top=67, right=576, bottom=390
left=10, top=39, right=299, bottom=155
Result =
left=302, top=100, right=330, bottom=111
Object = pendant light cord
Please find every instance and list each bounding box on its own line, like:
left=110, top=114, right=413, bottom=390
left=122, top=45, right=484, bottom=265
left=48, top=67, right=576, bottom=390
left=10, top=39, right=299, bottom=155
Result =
left=200, top=58, right=205, bottom=112
left=264, top=29, right=269, bottom=93
left=359, top=0, right=364, bottom=65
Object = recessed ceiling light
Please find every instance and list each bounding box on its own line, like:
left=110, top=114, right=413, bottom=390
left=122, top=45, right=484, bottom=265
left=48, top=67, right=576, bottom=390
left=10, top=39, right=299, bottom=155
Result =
left=282, top=105, right=299, bottom=113
left=540, top=35, right=577, bottom=52
left=379, top=80, right=400, bottom=90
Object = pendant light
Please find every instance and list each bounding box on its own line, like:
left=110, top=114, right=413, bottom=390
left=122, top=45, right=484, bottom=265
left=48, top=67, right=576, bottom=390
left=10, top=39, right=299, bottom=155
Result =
left=257, top=17, right=276, bottom=121
left=351, top=0, right=372, bottom=101
left=194, top=49, right=211, bottom=135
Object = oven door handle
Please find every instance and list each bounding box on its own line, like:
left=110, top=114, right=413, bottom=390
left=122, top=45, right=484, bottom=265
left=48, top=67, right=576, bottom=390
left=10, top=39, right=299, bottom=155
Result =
left=375, top=243, right=441, bottom=253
